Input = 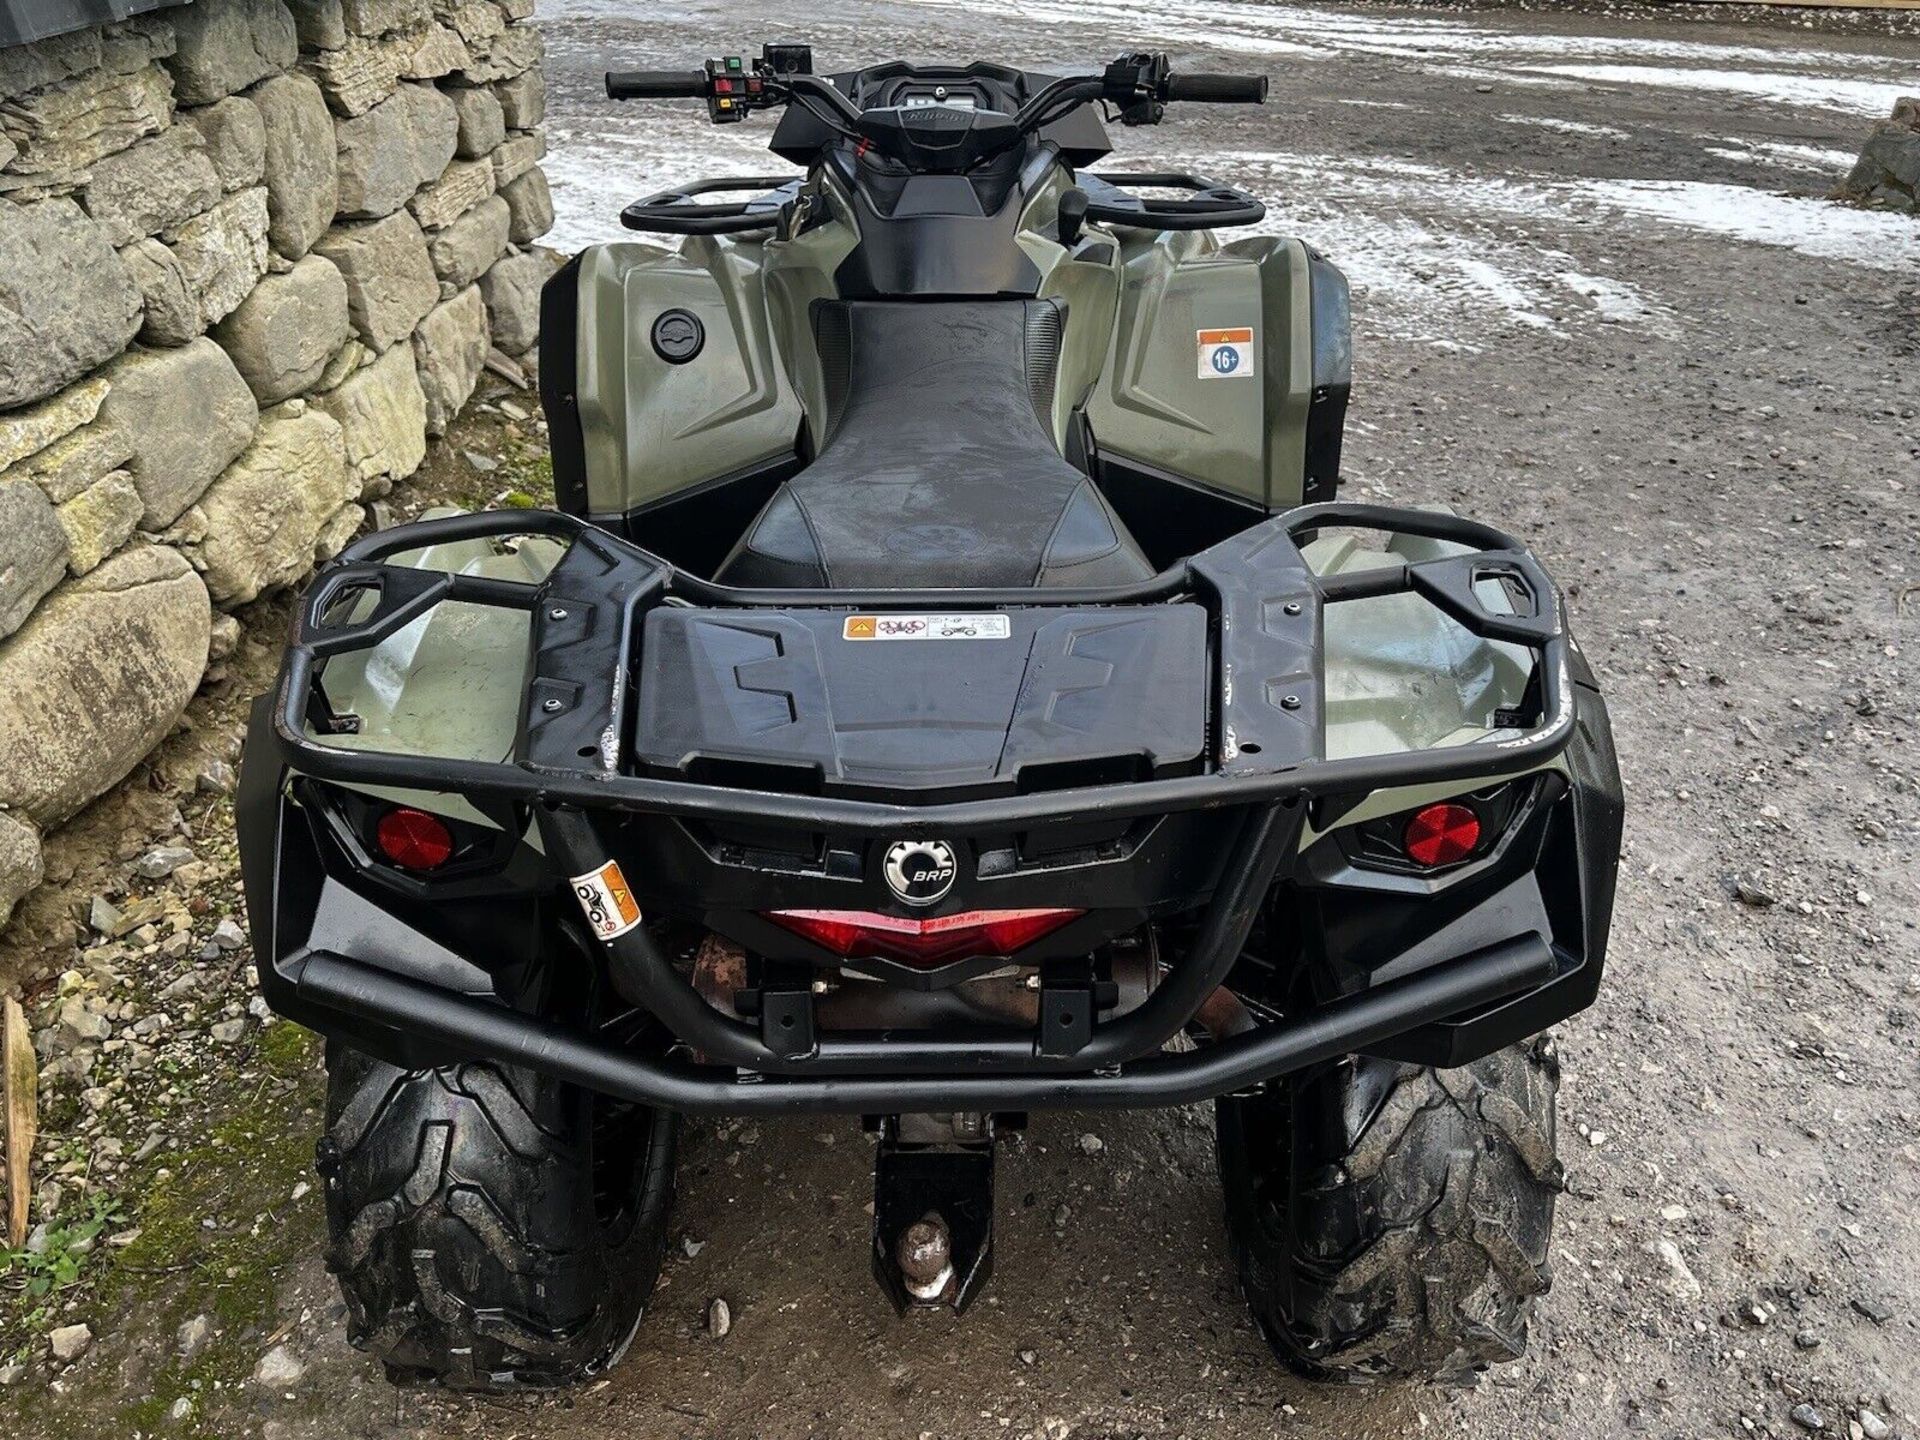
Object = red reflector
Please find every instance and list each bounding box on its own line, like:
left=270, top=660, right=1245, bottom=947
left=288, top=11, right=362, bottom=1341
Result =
left=375, top=807, right=455, bottom=872
left=763, top=908, right=1082, bottom=966
left=1403, top=802, right=1481, bottom=868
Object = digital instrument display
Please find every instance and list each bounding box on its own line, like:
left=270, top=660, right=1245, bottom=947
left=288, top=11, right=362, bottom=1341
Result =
left=900, top=90, right=979, bottom=110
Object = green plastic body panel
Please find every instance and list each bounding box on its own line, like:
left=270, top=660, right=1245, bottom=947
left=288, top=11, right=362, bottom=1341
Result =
left=1085, top=230, right=1314, bottom=510
left=569, top=172, right=1325, bottom=518
left=306, top=515, right=561, bottom=834
left=761, top=173, right=863, bottom=438
left=573, top=237, right=802, bottom=516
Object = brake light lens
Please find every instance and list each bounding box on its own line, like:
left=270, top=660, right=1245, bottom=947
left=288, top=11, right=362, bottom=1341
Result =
left=1402, top=802, right=1481, bottom=869
left=763, top=908, right=1082, bottom=966
left=375, top=806, right=455, bottom=871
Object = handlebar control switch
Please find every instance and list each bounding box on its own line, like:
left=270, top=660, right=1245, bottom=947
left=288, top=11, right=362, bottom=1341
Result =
left=1103, top=52, right=1170, bottom=127
left=704, top=52, right=794, bottom=122
left=705, top=56, right=749, bottom=121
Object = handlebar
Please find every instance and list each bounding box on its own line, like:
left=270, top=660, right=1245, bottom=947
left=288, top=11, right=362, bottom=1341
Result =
left=1166, top=73, right=1268, bottom=104
left=602, top=50, right=1268, bottom=166
left=606, top=70, right=708, bottom=100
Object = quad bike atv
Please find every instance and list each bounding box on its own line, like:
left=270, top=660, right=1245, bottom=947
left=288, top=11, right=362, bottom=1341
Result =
left=237, top=45, right=1623, bottom=1391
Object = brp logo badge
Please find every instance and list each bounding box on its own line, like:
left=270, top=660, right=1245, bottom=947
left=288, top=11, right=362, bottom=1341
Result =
left=883, top=839, right=958, bottom=908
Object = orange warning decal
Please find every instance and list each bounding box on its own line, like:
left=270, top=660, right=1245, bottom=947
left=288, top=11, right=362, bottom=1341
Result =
left=845, top=615, right=878, bottom=639
left=571, top=859, right=642, bottom=941
left=1197, top=325, right=1257, bottom=380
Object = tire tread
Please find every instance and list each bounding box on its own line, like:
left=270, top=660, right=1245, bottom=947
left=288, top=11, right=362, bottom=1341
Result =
left=1218, top=1039, right=1562, bottom=1384
left=318, top=1044, right=673, bottom=1392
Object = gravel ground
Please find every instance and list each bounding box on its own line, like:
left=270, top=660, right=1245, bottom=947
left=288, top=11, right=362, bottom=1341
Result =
left=4, top=1, right=1917, bottom=1437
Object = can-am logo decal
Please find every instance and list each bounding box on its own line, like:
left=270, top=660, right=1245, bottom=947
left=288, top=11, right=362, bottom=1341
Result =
left=883, top=839, right=958, bottom=907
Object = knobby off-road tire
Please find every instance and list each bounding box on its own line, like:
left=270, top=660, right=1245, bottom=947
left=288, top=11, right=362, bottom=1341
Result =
left=1216, top=1039, right=1562, bottom=1384
left=317, top=1043, right=677, bottom=1391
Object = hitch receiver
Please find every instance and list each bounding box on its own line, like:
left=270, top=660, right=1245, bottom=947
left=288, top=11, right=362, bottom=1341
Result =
left=870, top=1113, right=996, bottom=1313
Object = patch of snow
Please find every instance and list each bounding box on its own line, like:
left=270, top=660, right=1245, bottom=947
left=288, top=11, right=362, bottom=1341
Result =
left=1526, top=65, right=1910, bottom=117
left=1428, top=64, right=1584, bottom=94
left=1557, top=271, right=1660, bottom=324
left=893, top=0, right=1911, bottom=121
left=904, top=0, right=1900, bottom=72
left=1192, top=148, right=1677, bottom=343
left=542, top=122, right=796, bottom=257
left=1449, top=258, right=1561, bottom=331
left=1575, top=179, right=1920, bottom=270
left=1499, top=114, right=1632, bottom=141
left=1707, top=138, right=1861, bottom=173
left=1168, top=144, right=1913, bottom=344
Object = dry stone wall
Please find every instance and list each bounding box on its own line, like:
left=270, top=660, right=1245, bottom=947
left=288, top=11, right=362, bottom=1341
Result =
left=0, top=0, right=558, bottom=930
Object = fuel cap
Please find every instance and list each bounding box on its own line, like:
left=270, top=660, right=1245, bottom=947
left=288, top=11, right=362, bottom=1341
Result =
left=650, top=309, right=705, bottom=364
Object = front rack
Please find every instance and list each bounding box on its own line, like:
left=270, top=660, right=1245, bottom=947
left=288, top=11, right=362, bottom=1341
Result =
left=620, top=174, right=801, bottom=234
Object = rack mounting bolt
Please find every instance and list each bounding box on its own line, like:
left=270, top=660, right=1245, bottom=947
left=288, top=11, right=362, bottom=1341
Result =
left=549, top=606, right=569, bottom=621
left=1281, top=694, right=1302, bottom=710
left=542, top=698, right=563, bottom=713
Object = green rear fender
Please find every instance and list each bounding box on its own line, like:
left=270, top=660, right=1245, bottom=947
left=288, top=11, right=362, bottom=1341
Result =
left=1086, top=230, right=1326, bottom=510
left=572, top=237, right=804, bottom=516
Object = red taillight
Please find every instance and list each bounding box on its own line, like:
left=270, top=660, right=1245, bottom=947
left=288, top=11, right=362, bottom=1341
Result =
left=763, top=908, right=1082, bottom=966
left=1403, top=802, right=1481, bottom=868
left=375, top=806, right=455, bottom=871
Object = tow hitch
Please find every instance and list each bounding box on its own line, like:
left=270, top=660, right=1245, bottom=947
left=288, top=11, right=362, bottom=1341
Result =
left=870, top=1112, right=1002, bottom=1312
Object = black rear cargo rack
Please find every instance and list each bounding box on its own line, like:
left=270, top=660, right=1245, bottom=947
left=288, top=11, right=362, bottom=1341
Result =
left=249, top=502, right=1588, bottom=1111
left=271, top=502, right=1575, bottom=830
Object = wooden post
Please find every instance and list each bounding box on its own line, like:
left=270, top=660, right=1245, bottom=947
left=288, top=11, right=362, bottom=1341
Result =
left=3, top=995, right=35, bottom=1250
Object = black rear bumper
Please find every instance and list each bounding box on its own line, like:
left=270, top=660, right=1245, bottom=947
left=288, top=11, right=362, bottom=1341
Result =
left=280, top=934, right=1556, bottom=1115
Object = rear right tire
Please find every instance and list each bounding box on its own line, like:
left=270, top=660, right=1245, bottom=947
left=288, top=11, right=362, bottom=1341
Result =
left=317, top=1044, right=677, bottom=1391
left=1216, top=1039, right=1562, bottom=1384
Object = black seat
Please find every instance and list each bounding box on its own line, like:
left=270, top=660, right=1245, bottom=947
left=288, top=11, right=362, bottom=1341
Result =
left=718, top=301, right=1153, bottom=590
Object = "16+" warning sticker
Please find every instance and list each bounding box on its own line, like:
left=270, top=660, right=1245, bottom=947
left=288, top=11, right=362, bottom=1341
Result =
left=1197, top=327, right=1256, bottom=380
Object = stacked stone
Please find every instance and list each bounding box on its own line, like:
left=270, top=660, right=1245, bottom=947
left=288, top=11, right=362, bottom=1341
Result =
left=1839, top=97, right=1919, bottom=216
left=0, top=0, right=557, bottom=930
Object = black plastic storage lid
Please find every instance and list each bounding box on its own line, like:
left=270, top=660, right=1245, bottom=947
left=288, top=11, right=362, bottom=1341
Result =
left=633, top=604, right=1211, bottom=800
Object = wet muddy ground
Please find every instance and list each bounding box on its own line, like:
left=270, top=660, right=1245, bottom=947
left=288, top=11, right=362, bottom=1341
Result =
left=7, top=1, right=1917, bottom=1436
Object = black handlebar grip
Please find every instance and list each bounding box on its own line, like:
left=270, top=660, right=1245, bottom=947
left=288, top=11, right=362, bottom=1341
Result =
left=1165, top=73, right=1269, bottom=104
left=605, top=70, right=709, bottom=100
